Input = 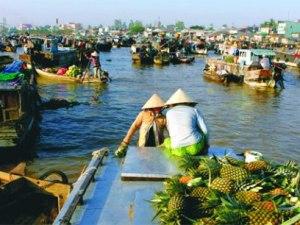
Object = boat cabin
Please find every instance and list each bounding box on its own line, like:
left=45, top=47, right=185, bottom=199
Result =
left=238, top=49, right=276, bottom=66
left=0, top=87, right=22, bottom=123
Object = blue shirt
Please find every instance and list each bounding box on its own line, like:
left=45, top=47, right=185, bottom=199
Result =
left=166, top=105, right=208, bottom=148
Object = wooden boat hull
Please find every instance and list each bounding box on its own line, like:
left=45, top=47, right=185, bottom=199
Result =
left=0, top=170, right=71, bottom=224
left=244, top=70, right=275, bottom=88
left=36, top=69, right=106, bottom=84
left=203, top=70, right=226, bottom=83
left=132, top=53, right=153, bottom=65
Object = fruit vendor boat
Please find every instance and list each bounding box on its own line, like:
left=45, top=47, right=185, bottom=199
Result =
left=52, top=146, right=242, bottom=225
left=35, top=68, right=109, bottom=84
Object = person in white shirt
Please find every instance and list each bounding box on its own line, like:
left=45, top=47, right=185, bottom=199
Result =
left=163, top=89, right=209, bottom=156
left=260, top=55, right=271, bottom=70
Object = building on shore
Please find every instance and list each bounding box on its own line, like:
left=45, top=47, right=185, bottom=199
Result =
left=278, top=21, right=300, bottom=39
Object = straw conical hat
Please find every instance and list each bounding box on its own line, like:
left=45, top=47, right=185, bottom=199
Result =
left=165, top=89, right=196, bottom=106
left=142, top=94, right=165, bottom=109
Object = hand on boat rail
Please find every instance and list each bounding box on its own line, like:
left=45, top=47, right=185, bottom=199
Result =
left=114, top=142, right=128, bottom=158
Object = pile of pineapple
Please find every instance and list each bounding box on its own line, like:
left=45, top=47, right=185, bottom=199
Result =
left=151, top=156, right=300, bottom=225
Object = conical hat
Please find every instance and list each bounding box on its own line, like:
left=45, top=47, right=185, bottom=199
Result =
left=142, top=94, right=165, bottom=109
left=165, top=89, right=196, bottom=106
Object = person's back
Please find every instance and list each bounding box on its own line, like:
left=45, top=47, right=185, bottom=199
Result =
left=163, top=89, right=209, bottom=156
left=166, top=105, right=205, bottom=148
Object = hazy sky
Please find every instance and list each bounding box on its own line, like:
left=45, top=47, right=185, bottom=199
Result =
left=1, top=0, right=300, bottom=27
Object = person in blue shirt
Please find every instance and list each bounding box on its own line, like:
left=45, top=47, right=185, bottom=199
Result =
left=163, top=89, right=209, bottom=156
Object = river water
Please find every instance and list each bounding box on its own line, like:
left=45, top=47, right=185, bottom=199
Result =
left=21, top=48, right=300, bottom=181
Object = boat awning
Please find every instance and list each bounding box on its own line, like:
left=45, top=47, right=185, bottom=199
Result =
left=250, top=49, right=276, bottom=56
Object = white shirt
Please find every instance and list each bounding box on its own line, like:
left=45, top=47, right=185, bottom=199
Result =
left=166, top=105, right=208, bottom=148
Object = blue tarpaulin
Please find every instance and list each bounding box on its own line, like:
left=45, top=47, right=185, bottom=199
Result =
left=3, top=60, right=23, bottom=73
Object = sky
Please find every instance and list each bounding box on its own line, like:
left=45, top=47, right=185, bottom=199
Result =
left=1, top=0, right=300, bottom=28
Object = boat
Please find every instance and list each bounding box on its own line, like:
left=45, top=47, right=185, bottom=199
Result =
left=0, top=62, right=40, bottom=162
left=273, top=50, right=300, bottom=68
left=0, top=55, right=14, bottom=67
left=203, top=59, right=244, bottom=84
left=53, top=146, right=241, bottom=225
left=96, top=39, right=113, bottom=52
left=170, top=54, right=195, bottom=64
left=154, top=52, right=170, bottom=65
left=192, top=42, right=208, bottom=55
left=35, top=68, right=109, bottom=84
left=0, top=163, right=71, bottom=224
left=204, top=49, right=276, bottom=88
left=19, top=39, right=79, bottom=68
left=131, top=44, right=155, bottom=65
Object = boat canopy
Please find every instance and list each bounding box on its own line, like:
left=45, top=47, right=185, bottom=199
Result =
left=250, top=49, right=276, bottom=56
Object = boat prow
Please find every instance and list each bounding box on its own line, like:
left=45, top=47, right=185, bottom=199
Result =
left=53, top=146, right=241, bottom=225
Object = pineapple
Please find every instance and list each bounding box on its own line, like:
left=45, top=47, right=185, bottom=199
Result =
left=245, top=160, right=268, bottom=172
left=164, top=194, right=188, bottom=224
left=165, top=176, right=186, bottom=195
left=197, top=158, right=221, bottom=179
left=210, top=177, right=234, bottom=193
left=189, top=187, right=211, bottom=201
left=167, top=194, right=186, bottom=212
left=253, top=201, right=277, bottom=212
left=193, top=217, right=217, bottom=225
left=248, top=210, right=280, bottom=225
left=235, top=191, right=261, bottom=205
left=224, top=156, right=245, bottom=167
left=269, top=188, right=288, bottom=197
left=220, top=164, right=248, bottom=182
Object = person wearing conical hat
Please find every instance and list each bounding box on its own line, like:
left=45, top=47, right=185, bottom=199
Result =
left=115, top=94, right=167, bottom=157
left=86, top=50, right=101, bottom=78
left=163, top=89, right=209, bottom=156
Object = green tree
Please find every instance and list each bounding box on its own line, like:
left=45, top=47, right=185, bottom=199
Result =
left=128, top=20, right=145, bottom=34
left=190, top=25, right=205, bottom=30
left=261, top=18, right=277, bottom=31
left=112, top=19, right=127, bottom=30
left=175, top=21, right=185, bottom=31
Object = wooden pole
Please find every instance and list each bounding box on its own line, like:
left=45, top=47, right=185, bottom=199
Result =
left=53, top=148, right=109, bottom=225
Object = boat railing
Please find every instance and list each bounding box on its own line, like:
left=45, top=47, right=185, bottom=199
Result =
left=53, top=148, right=109, bottom=225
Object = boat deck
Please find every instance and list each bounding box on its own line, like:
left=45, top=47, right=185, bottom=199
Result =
left=61, top=146, right=240, bottom=225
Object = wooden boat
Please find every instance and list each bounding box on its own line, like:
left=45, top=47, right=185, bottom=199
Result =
left=0, top=164, right=71, bottom=224
left=154, top=52, right=170, bottom=65
left=170, top=54, right=195, bottom=64
left=0, top=67, right=40, bottom=162
left=244, top=69, right=275, bottom=88
left=194, top=48, right=208, bottom=55
left=36, top=69, right=108, bottom=84
left=132, top=53, right=153, bottom=65
left=96, top=40, right=113, bottom=52
left=203, top=60, right=244, bottom=84
left=0, top=56, right=14, bottom=67
left=19, top=45, right=78, bottom=68
left=205, top=49, right=276, bottom=88
left=53, top=147, right=241, bottom=225
left=274, top=50, right=300, bottom=68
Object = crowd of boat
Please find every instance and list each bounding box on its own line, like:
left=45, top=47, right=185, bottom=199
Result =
left=0, top=27, right=300, bottom=224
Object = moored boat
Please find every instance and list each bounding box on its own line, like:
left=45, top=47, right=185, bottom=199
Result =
left=0, top=164, right=71, bottom=224
left=0, top=61, right=40, bottom=162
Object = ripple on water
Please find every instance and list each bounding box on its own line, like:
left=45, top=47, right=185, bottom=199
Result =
left=26, top=48, right=300, bottom=176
